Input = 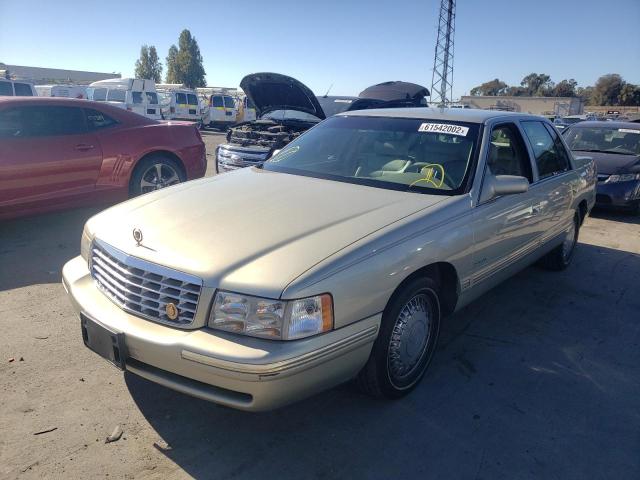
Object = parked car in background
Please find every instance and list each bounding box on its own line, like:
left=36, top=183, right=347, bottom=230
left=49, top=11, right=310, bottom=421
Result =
left=35, top=84, right=88, bottom=99
left=0, top=97, right=206, bottom=220
left=87, top=78, right=161, bottom=120
left=156, top=84, right=203, bottom=126
left=62, top=108, right=595, bottom=411
left=563, top=121, right=640, bottom=214
left=0, top=78, right=37, bottom=96
left=216, top=73, right=429, bottom=173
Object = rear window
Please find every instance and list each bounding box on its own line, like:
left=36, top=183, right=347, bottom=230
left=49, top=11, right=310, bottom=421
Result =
left=132, top=92, right=143, bottom=104
left=187, top=94, right=198, bottom=105
left=223, top=96, right=235, bottom=108
left=107, top=89, right=125, bottom=102
left=211, top=96, right=223, bottom=107
left=14, top=83, right=33, bottom=96
left=146, top=92, right=158, bottom=105
left=176, top=92, right=187, bottom=104
left=0, top=108, right=23, bottom=137
left=0, top=81, right=14, bottom=96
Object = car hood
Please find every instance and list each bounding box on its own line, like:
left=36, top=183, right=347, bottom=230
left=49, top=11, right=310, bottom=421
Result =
left=240, top=72, right=326, bottom=120
left=88, top=168, right=445, bottom=298
left=574, top=150, right=640, bottom=175
left=358, top=81, right=430, bottom=103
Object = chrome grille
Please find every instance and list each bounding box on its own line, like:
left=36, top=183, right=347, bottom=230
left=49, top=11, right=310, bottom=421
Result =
left=90, top=240, right=202, bottom=326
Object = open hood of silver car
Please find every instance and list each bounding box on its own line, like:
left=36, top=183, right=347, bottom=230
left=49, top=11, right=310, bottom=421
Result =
left=240, top=72, right=326, bottom=119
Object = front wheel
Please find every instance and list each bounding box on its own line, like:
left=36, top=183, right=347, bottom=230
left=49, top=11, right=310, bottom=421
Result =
left=357, top=277, right=441, bottom=398
left=129, top=155, right=185, bottom=197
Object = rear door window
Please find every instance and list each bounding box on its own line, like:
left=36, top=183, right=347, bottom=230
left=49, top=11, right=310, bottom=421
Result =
left=176, top=93, right=187, bottom=104
left=13, top=83, right=33, bottom=96
left=223, top=96, right=235, bottom=109
left=187, top=94, right=198, bottom=105
left=0, top=81, right=13, bottom=96
left=132, top=92, right=143, bottom=104
left=521, top=121, right=571, bottom=179
left=211, top=96, right=223, bottom=107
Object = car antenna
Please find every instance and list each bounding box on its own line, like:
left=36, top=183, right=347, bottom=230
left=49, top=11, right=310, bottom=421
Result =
left=323, top=83, right=334, bottom=97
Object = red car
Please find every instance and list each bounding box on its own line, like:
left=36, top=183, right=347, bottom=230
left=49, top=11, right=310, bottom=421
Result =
left=0, top=97, right=207, bottom=220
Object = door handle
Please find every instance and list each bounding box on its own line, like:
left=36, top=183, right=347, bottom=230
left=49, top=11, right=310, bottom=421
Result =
left=75, top=144, right=95, bottom=151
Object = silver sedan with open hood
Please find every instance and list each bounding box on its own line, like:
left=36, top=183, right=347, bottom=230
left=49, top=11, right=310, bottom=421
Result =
left=63, top=108, right=596, bottom=411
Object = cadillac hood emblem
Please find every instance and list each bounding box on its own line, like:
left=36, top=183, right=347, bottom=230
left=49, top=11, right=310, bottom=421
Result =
left=132, top=228, right=143, bottom=246
left=166, top=303, right=179, bottom=320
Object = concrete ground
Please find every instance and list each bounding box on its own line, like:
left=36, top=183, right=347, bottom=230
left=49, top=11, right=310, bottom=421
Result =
left=1, top=135, right=639, bottom=479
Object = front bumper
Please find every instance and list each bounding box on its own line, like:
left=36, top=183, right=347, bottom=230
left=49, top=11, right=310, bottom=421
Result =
left=62, top=256, right=379, bottom=411
left=595, top=179, right=640, bottom=208
left=216, top=144, right=271, bottom=173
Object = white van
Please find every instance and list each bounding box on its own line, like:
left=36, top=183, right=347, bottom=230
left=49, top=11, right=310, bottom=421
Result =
left=35, top=84, right=88, bottom=99
left=237, top=95, right=256, bottom=123
left=87, top=78, right=161, bottom=119
left=0, top=79, right=37, bottom=96
left=156, top=84, right=204, bottom=125
left=207, top=93, right=237, bottom=130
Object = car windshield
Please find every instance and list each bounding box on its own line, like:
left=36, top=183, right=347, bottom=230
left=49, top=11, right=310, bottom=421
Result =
left=263, top=115, right=480, bottom=194
left=316, top=97, right=356, bottom=117
left=564, top=126, right=640, bottom=155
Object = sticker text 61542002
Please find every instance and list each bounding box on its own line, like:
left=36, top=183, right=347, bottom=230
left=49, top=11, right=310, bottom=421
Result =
left=418, top=123, right=469, bottom=136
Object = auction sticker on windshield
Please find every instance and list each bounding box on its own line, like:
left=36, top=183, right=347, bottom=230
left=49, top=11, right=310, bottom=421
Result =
left=418, top=123, right=469, bottom=136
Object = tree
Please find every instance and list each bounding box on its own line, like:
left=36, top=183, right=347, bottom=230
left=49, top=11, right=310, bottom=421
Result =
left=505, top=86, right=526, bottom=96
left=470, top=78, right=508, bottom=96
left=592, top=74, right=624, bottom=106
left=520, top=73, right=553, bottom=96
left=134, top=45, right=162, bottom=82
left=576, top=86, right=594, bottom=105
left=550, top=79, right=577, bottom=97
left=165, top=30, right=206, bottom=88
left=619, top=83, right=640, bottom=106
left=165, top=45, right=179, bottom=83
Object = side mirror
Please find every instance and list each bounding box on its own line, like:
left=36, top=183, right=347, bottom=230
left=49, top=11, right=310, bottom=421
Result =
left=479, top=174, right=529, bottom=203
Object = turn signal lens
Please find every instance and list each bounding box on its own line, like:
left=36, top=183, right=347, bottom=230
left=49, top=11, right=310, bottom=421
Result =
left=286, top=294, right=334, bottom=340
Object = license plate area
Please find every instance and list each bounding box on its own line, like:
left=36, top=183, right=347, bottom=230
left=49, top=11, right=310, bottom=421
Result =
left=81, top=314, right=127, bottom=370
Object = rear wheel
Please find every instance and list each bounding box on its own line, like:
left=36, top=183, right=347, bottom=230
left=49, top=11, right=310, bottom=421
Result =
left=129, top=155, right=185, bottom=197
left=539, top=213, right=579, bottom=271
left=357, top=277, right=441, bottom=398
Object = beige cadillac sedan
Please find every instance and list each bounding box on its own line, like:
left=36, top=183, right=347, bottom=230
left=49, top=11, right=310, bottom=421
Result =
left=63, top=108, right=596, bottom=411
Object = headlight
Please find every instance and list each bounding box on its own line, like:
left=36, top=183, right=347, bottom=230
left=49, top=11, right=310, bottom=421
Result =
left=209, top=291, right=333, bottom=340
left=80, top=225, right=93, bottom=261
left=606, top=173, right=640, bottom=183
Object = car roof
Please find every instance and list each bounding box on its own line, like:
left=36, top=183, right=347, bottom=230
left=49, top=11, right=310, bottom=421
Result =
left=568, top=120, right=640, bottom=129
left=340, top=107, right=539, bottom=123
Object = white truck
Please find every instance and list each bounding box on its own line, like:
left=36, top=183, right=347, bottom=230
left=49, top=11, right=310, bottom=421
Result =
left=156, top=84, right=205, bottom=126
left=87, top=78, right=161, bottom=120
left=35, top=84, right=88, bottom=99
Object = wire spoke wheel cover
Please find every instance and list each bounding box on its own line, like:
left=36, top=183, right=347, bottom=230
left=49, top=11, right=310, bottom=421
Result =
left=140, top=163, right=181, bottom=194
left=387, top=292, right=434, bottom=388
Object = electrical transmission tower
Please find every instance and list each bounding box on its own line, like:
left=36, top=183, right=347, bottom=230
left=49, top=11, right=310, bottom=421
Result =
left=430, top=0, right=456, bottom=106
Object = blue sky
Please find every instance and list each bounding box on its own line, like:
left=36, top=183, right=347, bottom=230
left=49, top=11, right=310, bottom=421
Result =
left=1, top=0, right=639, bottom=98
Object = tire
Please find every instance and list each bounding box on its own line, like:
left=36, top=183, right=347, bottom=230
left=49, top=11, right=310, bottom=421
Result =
left=539, top=213, right=580, bottom=271
left=129, top=155, right=186, bottom=197
left=357, top=277, right=441, bottom=399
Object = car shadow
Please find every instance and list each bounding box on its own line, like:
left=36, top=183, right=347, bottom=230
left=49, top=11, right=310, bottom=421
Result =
left=0, top=207, right=101, bottom=291
left=125, top=242, right=640, bottom=479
